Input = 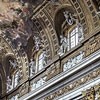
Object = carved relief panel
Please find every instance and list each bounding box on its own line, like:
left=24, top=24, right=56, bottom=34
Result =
left=19, top=82, right=29, bottom=97
left=46, top=61, right=61, bottom=80
left=84, top=33, right=100, bottom=57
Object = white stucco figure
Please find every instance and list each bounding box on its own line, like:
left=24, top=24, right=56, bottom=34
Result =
left=67, top=59, right=72, bottom=69
left=77, top=23, right=84, bottom=41
left=63, top=59, right=72, bottom=71
left=14, top=71, right=20, bottom=87
left=10, top=94, right=19, bottom=100
left=63, top=63, right=67, bottom=71
left=71, top=58, right=76, bottom=67
left=29, top=59, right=35, bottom=77
left=58, top=35, right=68, bottom=56
left=76, top=51, right=84, bottom=63
left=33, top=36, right=42, bottom=51
left=42, top=50, right=47, bottom=66
left=63, top=11, right=74, bottom=25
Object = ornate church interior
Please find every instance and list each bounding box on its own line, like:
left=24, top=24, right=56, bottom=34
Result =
left=0, top=0, right=100, bottom=100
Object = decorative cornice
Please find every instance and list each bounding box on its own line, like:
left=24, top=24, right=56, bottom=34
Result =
left=44, top=68, right=100, bottom=100
left=19, top=49, right=100, bottom=100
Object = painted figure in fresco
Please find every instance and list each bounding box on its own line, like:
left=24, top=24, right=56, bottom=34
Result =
left=0, top=0, right=35, bottom=51
left=21, top=2, right=30, bottom=21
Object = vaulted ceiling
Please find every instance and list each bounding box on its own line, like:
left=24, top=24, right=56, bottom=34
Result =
left=0, top=0, right=100, bottom=97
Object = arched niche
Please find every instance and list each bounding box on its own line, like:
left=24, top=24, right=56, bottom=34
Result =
left=26, top=33, right=44, bottom=60
left=54, top=5, right=84, bottom=56
left=54, top=5, right=77, bottom=42
left=3, top=53, right=21, bottom=92
left=3, top=53, right=17, bottom=77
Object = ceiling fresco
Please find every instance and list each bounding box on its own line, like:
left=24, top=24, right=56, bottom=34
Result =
left=0, top=1, right=35, bottom=49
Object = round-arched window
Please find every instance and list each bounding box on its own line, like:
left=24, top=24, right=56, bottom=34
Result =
left=67, top=25, right=83, bottom=50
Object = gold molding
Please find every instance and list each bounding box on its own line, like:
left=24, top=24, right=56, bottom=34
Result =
left=44, top=68, right=100, bottom=100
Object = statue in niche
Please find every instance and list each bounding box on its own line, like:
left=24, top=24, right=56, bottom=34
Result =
left=76, top=22, right=84, bottom=41
left=58, top=35, right=68, bottom=56
left=6, top=76, right=13, bottom=92
left=14, top=71, right=20, bottom=87
left=63, top=11, right=84, bottom=42
left=33, top=35, right=44, bottom=52
left=42, top=50, right=47, bottom=66
left=29, top=59, right=35, bottom=77
left=9, top=59, right=18, bottom=69
left=7, top=71, right=20, bottom=91
left=34, top=35, right=41, bottom=51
